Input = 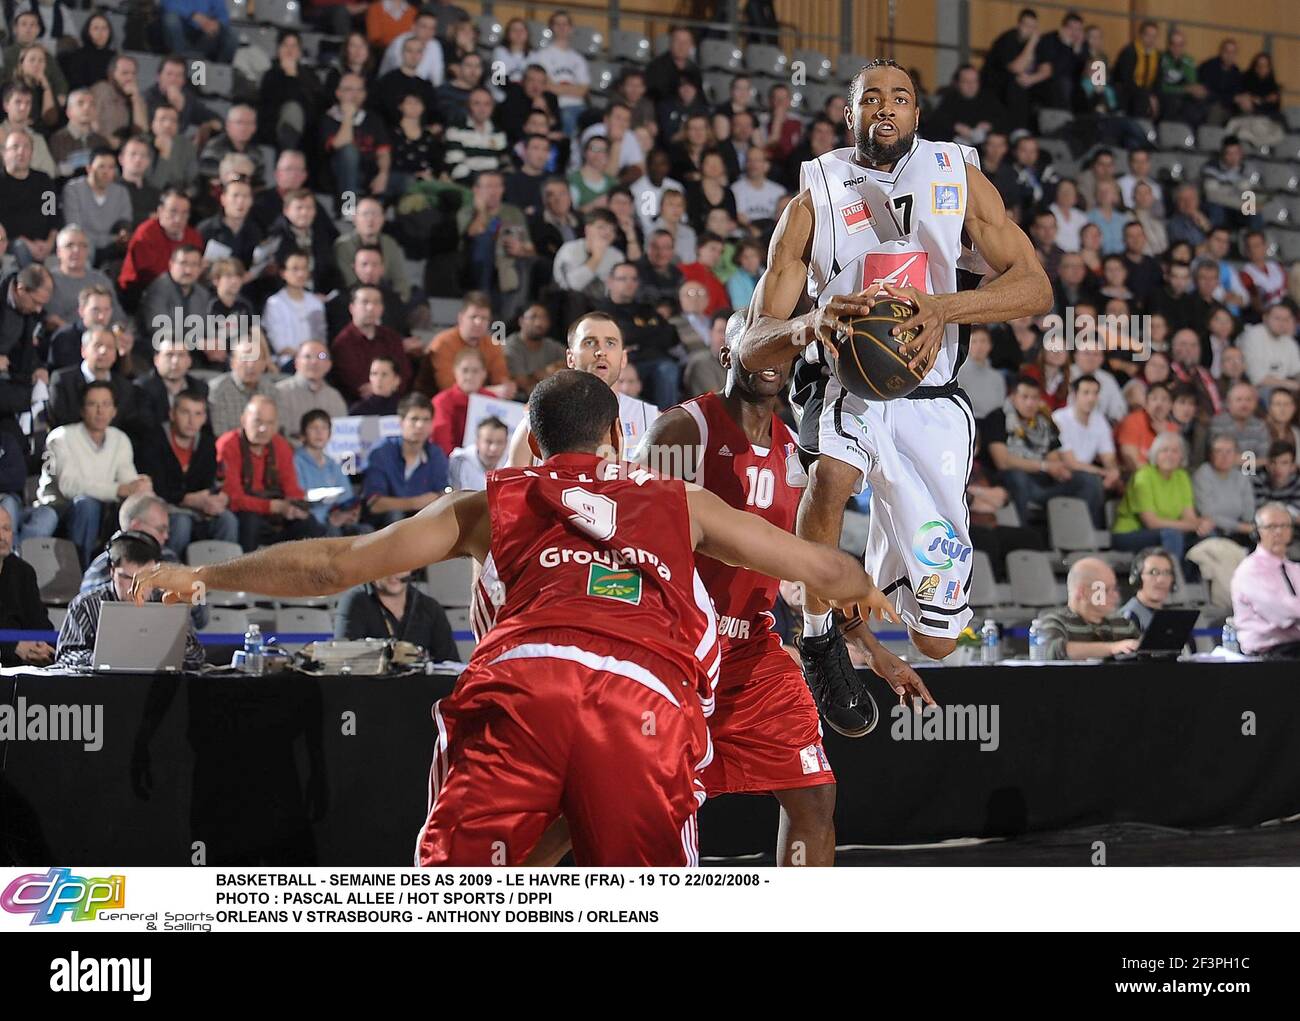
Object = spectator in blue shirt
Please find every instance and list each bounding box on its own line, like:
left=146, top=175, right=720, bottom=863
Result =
left=160, top=0, right=237, bottom=64
left=293, top=409, right=368, bottom=537
left=362, top=392, right=450, bottom=527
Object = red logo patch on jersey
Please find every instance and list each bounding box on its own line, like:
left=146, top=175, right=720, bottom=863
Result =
left=861, top=251, right=930, bottom=294
left=840, top=199, right=874, bottom=236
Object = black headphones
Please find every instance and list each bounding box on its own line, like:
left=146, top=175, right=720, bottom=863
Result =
left=106, top=529, right=163, bottom=566
left=1129, top=546, right=1179, bottom=593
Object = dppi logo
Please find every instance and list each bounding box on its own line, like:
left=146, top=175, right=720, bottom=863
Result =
left=913, top=519, right=972, bottom=570
left=1, top=868, right=126, bottom=924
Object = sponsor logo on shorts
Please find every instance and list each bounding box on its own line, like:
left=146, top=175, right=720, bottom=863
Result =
left=840, top=199, right=874, bottom=235
left=914, top=519, right=972, bottom=570
left=945, top=580, right=962, bottom=605
left=932, top=182, right=962, bottom=213
left=798, top=744, right=828, bottom=774
left=586, top=564, right=642, bottom=604
left=916, top=573, right=940, bottom=602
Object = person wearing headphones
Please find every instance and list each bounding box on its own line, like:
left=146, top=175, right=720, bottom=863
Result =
left=1120, top=547, right=1178, bottom=630
left=1230, top=502, right=1300, bottom=658
left=55, top=530, right=206, bottom=670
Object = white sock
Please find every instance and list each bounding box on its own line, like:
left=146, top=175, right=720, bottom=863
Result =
left=802, top=610, right=833, bottom=638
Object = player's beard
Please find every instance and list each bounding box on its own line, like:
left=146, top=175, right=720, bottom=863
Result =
left=858, top=122, right=915, bottom=168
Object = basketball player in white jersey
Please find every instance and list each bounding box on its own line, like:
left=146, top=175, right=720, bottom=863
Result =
left=507, top=311, right=660, bottom=466
left=737, top=59, right=1052, bottom=736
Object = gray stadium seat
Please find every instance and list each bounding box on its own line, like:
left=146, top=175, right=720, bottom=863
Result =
left=572, top=25, right=605, bottom=60
left=126, top=51, right=161, bottom=87
left=1261, top=163, right=1299, bottom=192
left=274, top=607, right=333, bottom=634
left=526, top=20, right=549, bottom=50
left=994, top=501, right=1021, bottom=527
left=187, top=539, right=252, bottom=607
left=424, top=558, right=474, bottom=607
left=700, top=39, right=743, bottom=72
left=198, top=62, right=234, bottom=99
left=48, top=606, right=67, bottom=632
left=653, top=33, right=671, bottom=58
left=1132, top=117, right=1158, bottom=145
left=1006, top=550, right=1063, bottom=609
left=587, top=60, right=617, bottom=95
left=1157, top=121, right=1196, bottom=150
left=1038, top=137, right=1073, bottom=167
left=609, top=29, right=651, bottom=65
left=745, top=43, right=787, bottom=79
left=1276, top=231, right=1300, bottom=263
left=1196, top=125, right=1226, bottom=153
left=107, top=11, right=126, bottom=42
left=21, top=537, right=82, bottom=606
left=255, top=0, right=301, bottom=28
left=200, top=608, right=251, bottom=634
left=226, top=0, right=248, bottom=21
left=1259, top=198, right=1292, bottom=228
left=445, top=607, right=474, bottom=662
left=476, top=15, right=503, bottom=48
left=792, top=48, right=833, bottom=82
left=1038, top=108, right=1074, bottom=135
left=1047, top=496, right=1110, bottom=554
left=429, top=297, right=462, bottom=327
left=1168, top=559, right=1208, bottom=609
left=836, top=52, right=869, bottom=81
left=1271, top=134, right=1300, bottom=162
left=969, top=549, right=1015, bottom=611
left=703, top=71, right=733, bottom=106
left=241, top=24, right=279, bottom=59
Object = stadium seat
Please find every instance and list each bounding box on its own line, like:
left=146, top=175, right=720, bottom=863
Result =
left=476, top=15, right=503, bottom=48
left=1259, top=197, right=1292, bottom=227
left=836, top=52, right=869, bottom=81
left=588, top=61, right=617, bottom=95
left=1157, top=121, right=1196, bottom=151
left=703, top=71, right=733, bottom=105
left=609, top=29, right=651, bottom=65
left=526, top=20, right=549, bottom=50
left=429, top=297, right=462, bottom=328
left=1276, top=231, right=1300, bottom=263
left=1006, top=550, right=1064, bottom=609
left=1038, top=108, right=1073, bottom=135
left=255, top=0, right=301, bottom=28
left=226, top=0, right=248, bottom=20
left=200, top=608, right=252, bottom=634
left=1196, top=125, right=1226, bottom=153
left=572, top=25, right=605, bottom=60
left=20, top=537, right=82, bottom=606
left=48, top=606, right=67, bottom=632
left=1260, top=163, right=1299, bottom=193
left=969, top=549, right=1016, bottom=612
left=700, top=39, right=743, bottom=72
left=652, top=33, right=671, bottom=58
left=1038, top=137, right=1073, bottom=168
left=126, top=51, right=161, bottom=88
left=792, top=48, right=833, bottom=82
left=1131, top=117, right=1158, bottom=145
left=445, top=607, right=474, bottom=662
left=745, top=43, right=787, bottom=79
left=106, top=11, right=126, bottom=42
left=1047, top=497, right=1110, bottom=554
left=1168, top=559, right=1208, bottom=609
left=1273, top=134, right=1300, bottom=162
left=424, top=558, right=474, bottom=607
left=187, top=540, right=252, bottom=607
left=994, top=501, right=1021, bottom=527
left=198, top=62, right=234, bottom=99
left=274, top=607, right=333, bottom=635
left=241, top=24, right=279, bottom=59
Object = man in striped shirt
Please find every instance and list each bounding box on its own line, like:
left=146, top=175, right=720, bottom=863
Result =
left=56, top=530, right=205, bottom=670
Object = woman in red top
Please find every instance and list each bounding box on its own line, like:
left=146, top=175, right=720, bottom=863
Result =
left=1022, top=345, right=1071, bottom=413
left=431, top=348, right=495, bottom=455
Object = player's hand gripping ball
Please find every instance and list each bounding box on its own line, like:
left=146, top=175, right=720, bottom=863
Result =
left=828, top=296, right=924, bottom=401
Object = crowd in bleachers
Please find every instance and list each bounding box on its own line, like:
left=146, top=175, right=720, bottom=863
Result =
left=1, top=1, right=1299, bottom=666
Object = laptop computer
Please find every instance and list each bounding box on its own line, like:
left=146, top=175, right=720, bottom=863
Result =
left=1112, top=608, right=1200, bottom=661
left=92, top=602, right=190, bottom=673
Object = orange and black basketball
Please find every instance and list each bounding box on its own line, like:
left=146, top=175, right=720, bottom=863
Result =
left=829, top=299, right=924, bottom=401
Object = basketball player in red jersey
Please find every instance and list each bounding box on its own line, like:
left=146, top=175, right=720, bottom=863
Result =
left=134, top=371, right=899, bottom=866
left=639, top=312, right=933, bottom=866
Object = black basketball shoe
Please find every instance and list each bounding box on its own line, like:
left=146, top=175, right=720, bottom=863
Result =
left=797, top=624, right=879, bottom=738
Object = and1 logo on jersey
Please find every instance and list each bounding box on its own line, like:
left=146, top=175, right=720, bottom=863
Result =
left=861, top=251, right=930, bottom=294
left=587, top=565, right=642, bottom=604
left=840, top=199, right=874, bottom=235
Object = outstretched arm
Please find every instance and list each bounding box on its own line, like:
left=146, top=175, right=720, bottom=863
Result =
left=687, top=486, right=895, bottom=615
left=885, top=165, right=1053, bottom=370
left=132, top=492, right=491, bottom=604
left=736, top=191, right=876, bottom=372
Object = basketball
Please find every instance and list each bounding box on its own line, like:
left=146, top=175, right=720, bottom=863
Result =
left=829, top=299, right=924, bottom=401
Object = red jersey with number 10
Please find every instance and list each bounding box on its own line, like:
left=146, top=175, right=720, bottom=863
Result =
left=679, top=392, right=805, bottom=656
left=471, top=452, right=721, bottom=710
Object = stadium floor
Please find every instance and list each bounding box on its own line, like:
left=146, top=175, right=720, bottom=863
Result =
left=703, top=818, right=1300, bottom=866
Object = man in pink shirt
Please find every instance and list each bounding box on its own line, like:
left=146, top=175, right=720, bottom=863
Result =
left=1230, top=502, right=1300, bottom=657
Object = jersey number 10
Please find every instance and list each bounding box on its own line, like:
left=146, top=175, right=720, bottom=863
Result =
left=744, top=467, right=775, bottom=509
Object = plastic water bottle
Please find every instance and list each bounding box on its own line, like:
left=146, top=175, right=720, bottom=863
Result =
left=981, top=619, right=1001, bottom=665
left=243, top=623, right=265, bottom=674
left=1221, top=617, right=1240, bottom=654
left=1028, top=619, right=1047, bottom=662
